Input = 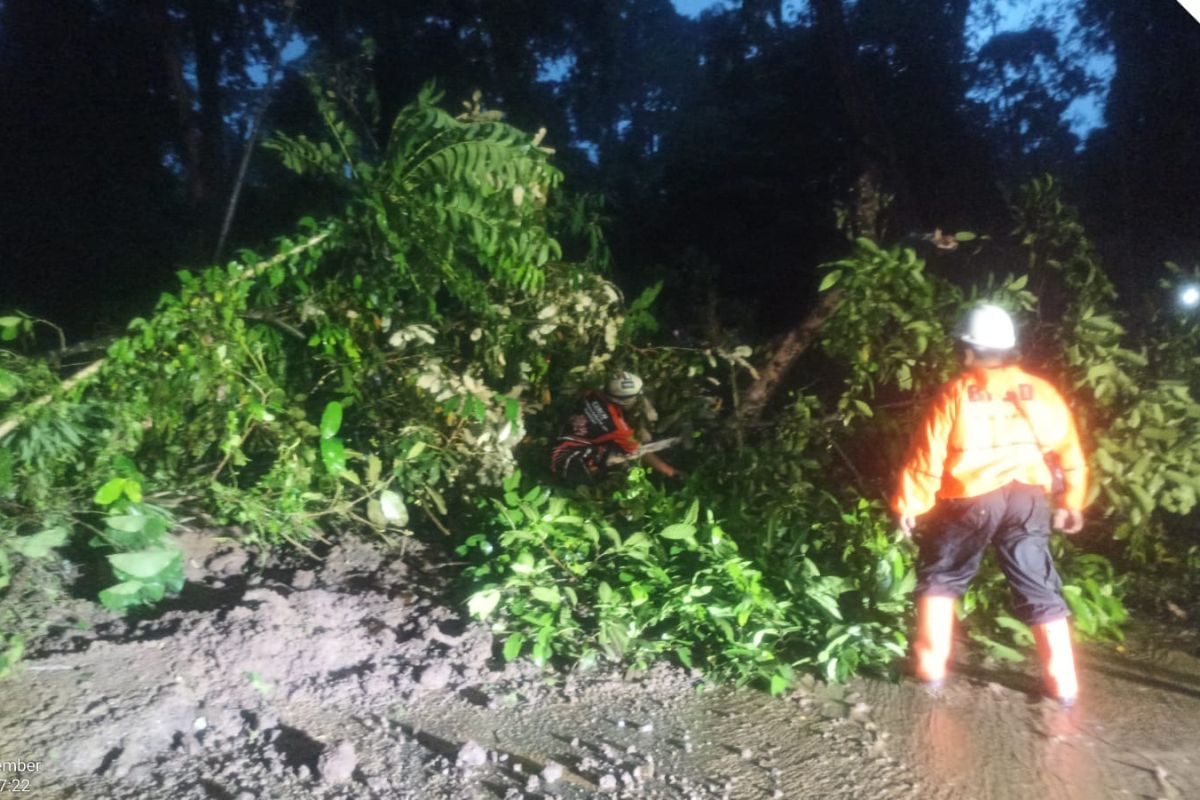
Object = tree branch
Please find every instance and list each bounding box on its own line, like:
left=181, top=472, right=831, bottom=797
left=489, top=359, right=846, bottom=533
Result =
left=0, top=359, right=107, bottom=441
left=737, top=288, right=844, bottom=422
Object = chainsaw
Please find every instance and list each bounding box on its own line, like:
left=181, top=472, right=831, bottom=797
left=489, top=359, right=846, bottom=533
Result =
left=605, top=436, right=682, bottom=466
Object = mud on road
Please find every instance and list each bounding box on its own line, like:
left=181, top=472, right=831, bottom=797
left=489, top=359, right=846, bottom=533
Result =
left=0, top=531, right=1197, bottom=799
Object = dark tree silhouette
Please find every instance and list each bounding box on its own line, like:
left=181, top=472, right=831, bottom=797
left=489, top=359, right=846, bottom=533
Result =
left=2, top=0, right=1197, bottom=345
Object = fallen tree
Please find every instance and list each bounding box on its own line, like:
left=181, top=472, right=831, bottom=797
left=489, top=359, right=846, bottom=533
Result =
left=2, top=81, right=1197, bottom=689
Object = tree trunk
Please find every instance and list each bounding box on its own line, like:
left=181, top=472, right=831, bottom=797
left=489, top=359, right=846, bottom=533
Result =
left=188, top=0, right=227, bottom=242
left=810, top=0, right=908, bottom=238
left=145, top=0, right=205, bottom=206
left=738, top=0, right=908, bottom=422
left=213, top=0, right=297, bottom=262
left=737, top=288, right=843, bottom=421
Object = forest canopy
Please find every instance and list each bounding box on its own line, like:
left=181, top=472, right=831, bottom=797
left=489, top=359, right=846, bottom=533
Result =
left=1, top=0, right=1198, bottom=335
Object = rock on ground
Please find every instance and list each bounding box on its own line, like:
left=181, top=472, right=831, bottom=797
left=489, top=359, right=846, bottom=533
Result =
left=318, top=739, right=356, bottom=784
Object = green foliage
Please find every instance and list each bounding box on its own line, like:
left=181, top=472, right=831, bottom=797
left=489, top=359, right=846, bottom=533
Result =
left=801, top=175, right=1200, bottom=659
left=1015, top=177, right=1200, bottom=557
left=461, top=469, right=908, bottom=691
left=819, top=237, right=961, bottom=408
left=0, top=81, right=628, bottom=674
left=0, top=81, right=1184, bottom=696
left=267, top=81, right=563, bottom=303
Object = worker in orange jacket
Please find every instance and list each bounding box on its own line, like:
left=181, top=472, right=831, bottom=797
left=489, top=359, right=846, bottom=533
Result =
left=550, top=371, right=681, bottom=484
left=892, top=304, right=1087, bottom=705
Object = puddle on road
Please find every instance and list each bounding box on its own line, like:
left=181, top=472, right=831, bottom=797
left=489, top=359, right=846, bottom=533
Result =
left=400, top=627, right=1200, bottom=799
left=863, top=630, right=1200, bottom=800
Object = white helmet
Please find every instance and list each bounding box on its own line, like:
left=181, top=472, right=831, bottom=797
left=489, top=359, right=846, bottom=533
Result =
left=956, top=304, right=1016, bottom=351
left=606, top=371, right=644, bottom=407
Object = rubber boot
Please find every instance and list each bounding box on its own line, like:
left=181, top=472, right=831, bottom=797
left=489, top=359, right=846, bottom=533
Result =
left=914, top=595, right=955, bottom=685
left=1032, top=618, right=1079, bottom=705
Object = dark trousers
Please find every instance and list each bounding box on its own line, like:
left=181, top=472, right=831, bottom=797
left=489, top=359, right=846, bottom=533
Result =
left=915, top=481, right=1069, bottom=626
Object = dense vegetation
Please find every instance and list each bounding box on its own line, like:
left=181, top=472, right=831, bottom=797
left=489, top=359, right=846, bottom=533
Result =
left=3, top=78, right=1199, bottom=687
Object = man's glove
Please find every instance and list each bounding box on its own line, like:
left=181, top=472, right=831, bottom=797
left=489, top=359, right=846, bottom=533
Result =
left=897, top=514, right=917, bottom=538
left=1052, top=508, right=1084, bottom=534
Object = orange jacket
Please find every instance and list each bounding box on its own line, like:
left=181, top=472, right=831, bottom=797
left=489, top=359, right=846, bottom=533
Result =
left=892, top=365, right=1088, bottom=518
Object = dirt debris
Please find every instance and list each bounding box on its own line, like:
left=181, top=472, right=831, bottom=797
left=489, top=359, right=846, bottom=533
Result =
left=1, top=532, right=1199, bottom=799
left=317, top=740, right=356, bottom=784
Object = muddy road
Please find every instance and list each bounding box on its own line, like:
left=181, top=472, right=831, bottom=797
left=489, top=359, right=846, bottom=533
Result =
left=0, top=532, right=1196, bottom=799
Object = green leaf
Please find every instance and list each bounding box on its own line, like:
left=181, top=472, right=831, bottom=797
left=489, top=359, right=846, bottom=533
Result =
left=531, top=628, right=553, bottom=666
left=245, top=671, right=275, bottom=697
left=367, top=499, right=387, bottom=528
left=818, top=271, right=842, bottom=292
left=425, top=486, right=448, bottom=516
left=503, top=633, right=525, bottom=661
left=598, top=618, right=628, bottom=661
left=660, top=523, right=697, bottom=541
left=953, top=231, right=977, bottom=242
left=0, top=634, right=26, bottom=678
left=1128, top=483, right=1155, bottom=514
left=809, top=592, right=843, bottom=620
left=94, top=478, right=126, bottom=506
left=503, top=398, right=521, bottom=425
left=968, top=632, right=1024, bottom=662
left=104, top=514, right=146, bottom=533
left=993, top=615, right=1033, bottom=645
left=468, top=589, right=501, bottom=619
left=320, top=401, right=344, bottom=439
left=366, top=454, right=382, bottom=484
left=770, top=673, right=789, bottom=696
left=530, top=586, right=561, bottom=605
left=321, top=437, right=346, bottom=474
left=379, top=490, right=408, bottom=526
left=675, top=646, right=693, bottom=669
left=108, top=549, right=179, bottom=580
left=11, top=527, right=69, bottom=559
left=1062, top=585, right=1098, bottom=635
left=98, top=580, right=155, bottom=611
left=0, top=369, right=21, bottom=402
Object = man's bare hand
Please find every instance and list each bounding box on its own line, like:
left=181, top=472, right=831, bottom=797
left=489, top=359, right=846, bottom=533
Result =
left=1052, top=508, right=1084, bottom=534
left=897, top=514, right=917, bottom=538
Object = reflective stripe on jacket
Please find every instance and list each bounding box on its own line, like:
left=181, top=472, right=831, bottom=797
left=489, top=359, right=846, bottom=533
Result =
left=892, top=365, right=1088, bottom=518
